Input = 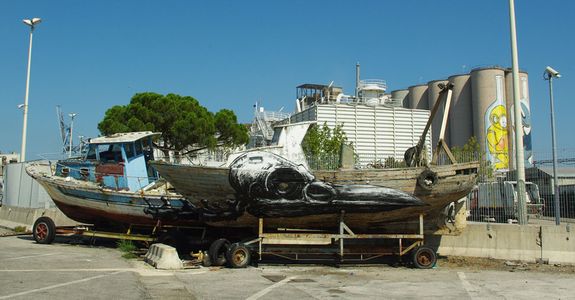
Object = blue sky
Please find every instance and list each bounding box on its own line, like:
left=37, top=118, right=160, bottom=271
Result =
left=1, top=1, right=573, bottom=160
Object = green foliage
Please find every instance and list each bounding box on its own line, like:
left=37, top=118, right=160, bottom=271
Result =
left=451, top=136, right=494, bottom=179
left=302, top=123, right=348, bottom=156
left=13, top=226, right=26, bottom=233
left=117, top=239, right=137, bottom=252
left=384, top=156, right=406, bottom=168
left=302, top=123, right=351, bottom=170
left=98, top=93, right=248, bottom=154
left=116, top=240, right=138, bottom=259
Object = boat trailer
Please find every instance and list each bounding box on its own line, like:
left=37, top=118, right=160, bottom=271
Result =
left=210, top=212, right=437, bottom=269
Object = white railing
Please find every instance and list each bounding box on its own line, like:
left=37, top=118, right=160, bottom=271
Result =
left=358, top=79, right=387, bottom=91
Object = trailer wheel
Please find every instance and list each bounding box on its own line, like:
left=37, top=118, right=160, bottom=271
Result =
left=226, top=243, right=251, bottom=268
left=208, top=238, right=230, bottom=266
left=33, top=216, right=56, bottom=244
left=412, top=246, right=436, bottom=269
left=417, top=169, right=438, bottom=191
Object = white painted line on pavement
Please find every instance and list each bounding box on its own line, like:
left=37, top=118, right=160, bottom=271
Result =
left=457, top=271, right=478, bottom=299
left=0, top=268, right=135, bottom=272
left=1, top=253, right=59, bottom=261
left=246, top=276, right=297, bottom=300
left=0, top=270, right=127, bottom=299
left=0, top=268, right=204, bottom=277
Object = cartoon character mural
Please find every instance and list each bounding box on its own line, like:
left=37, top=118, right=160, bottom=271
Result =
left=486, top=105, right=509, bottom=170
left=485, top=75, right=509, bottom=171
left=507, top=75, right=533, bottom=168
left=521, top=100, right=533, bottom=165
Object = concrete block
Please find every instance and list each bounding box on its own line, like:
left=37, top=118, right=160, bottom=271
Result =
left=436, top=223, right=575, bottom=265
left=145, top=243, right=183, bottom=270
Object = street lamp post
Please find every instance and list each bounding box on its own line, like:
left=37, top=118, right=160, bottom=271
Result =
left=508, top=0, right=528, bottom=224
left=20, top=17, right=42, bottom=162
left=544, top=66, right=561, bottom=225
left=68, top=113, right=77, bottom=158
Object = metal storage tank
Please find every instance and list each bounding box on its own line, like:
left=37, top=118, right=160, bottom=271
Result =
left=448, top=74, right=473, bottom=148
left=391, top=89, right=410, bottom=108
left=427, top=79, right=449, bottom=148
left=471, top=67, right=509, bottom=172
left=504, top=70, right=532, bottom=169
left=407, top=84, right=428, bottom=110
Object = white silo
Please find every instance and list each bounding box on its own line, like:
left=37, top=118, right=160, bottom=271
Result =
left=391, top=89, right=410, bottom=108
left=448, top=74, right=473, bottom=148
left=408, top=84, right=429, bottom=110
left=505, top=70, right=532, bottom=169
left=427, top=79, right=449, bottom=148
left=471, top=67, right=509, bottom=172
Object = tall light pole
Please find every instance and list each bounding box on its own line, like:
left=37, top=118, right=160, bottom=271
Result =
left=68, top=113, right=77, bottom=158
left=544, top=66, right=561, bottom=225
left=508, top=0, right=528, bottom=224
left=20, top=17, right=42, bottom=162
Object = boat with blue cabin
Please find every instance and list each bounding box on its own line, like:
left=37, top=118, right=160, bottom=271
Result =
left=26, top=131, right=191, bottom=230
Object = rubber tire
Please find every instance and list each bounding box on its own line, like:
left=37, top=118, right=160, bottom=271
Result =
left=412, top=246, right=437, bottom=269
left=417, top=169, right=438, bottom=191
left=226, top=243, right=251, bottom=268
left=208, top=238, right=231, bottom=266
left=33, top=216, right=56, bottom=244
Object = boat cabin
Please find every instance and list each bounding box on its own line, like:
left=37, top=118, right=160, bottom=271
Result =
left=55, top=131, right=161, bottom=191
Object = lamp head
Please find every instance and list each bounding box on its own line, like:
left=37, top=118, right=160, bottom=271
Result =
left=22, top=18, right=42, bottom=28
left=545, top=66, right=561, bottom=78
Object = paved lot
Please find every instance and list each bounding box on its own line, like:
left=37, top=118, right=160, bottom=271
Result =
left=1, top=235, right=574, bottom=299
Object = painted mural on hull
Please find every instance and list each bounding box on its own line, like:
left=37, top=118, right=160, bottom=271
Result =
left=227, top=151, right=426, bottom=218
left=485, top=75, right=509, bottom=171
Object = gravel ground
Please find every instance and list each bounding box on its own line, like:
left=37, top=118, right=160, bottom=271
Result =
left=437, top=256, right=575, bottom=274
left=0, top=227, right=17, bottom=236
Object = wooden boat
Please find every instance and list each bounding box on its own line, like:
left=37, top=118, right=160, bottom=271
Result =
left=151, top=150, right=478, bottom=233
left=26, top=132, right=191, bottom=229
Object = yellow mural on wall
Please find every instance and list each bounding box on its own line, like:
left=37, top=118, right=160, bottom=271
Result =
left=486, top=104, right=508, bottom=170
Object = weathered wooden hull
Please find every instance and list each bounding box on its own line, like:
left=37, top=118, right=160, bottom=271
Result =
left=151, top=160, right=478, bottom=232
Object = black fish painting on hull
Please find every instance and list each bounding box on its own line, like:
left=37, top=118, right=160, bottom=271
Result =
left=229, top=151, right=426, bottom=218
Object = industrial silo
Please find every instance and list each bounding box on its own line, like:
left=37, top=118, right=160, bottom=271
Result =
left=391, top=89, right=410, bottom=108
left=471, top=67, right=509, bottom=172
left=504, top=70, right=532, bottom=169
left=408, top=84, right=428, bottom=110
left=448, top=74, right=473, bottom=148
left=427, top=79, right=449, bottom=148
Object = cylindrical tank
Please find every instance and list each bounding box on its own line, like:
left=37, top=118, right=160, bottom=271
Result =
left=504, top=70, right=532, bottom=169
left=471, top=67, right=509, bottom=172
left=448, top=74, right=473, bottom=148
left=427, top=79, right=449, bottom=148
left=391, top=89, right=410, bottom=108
left=407, top=84, right=428, bottom=110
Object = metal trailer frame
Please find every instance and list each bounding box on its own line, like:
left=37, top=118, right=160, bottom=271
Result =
left=242, top=212, right=434, bottom=267
left=33, top=216, right=207, bottom=246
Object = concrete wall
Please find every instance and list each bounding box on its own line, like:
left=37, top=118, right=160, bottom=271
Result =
left=0, top=206, right=78, bottom=231
left=3, top=162, right=55, bottom=208
left=434, top=222, right=575, bottom=265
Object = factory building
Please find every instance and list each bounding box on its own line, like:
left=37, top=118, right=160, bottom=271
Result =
left=287, top=82, right=432, bottom=167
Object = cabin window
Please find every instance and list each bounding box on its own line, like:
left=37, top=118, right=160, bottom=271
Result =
left=142, top=138, right=154, bottom=160
left=135, top=141, right=143, bottom=156
left=98, top=144, right=124, bottom=163
left=124, top=143, right=135, bottom=159
left=86, top=145, right=97, bottom=160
